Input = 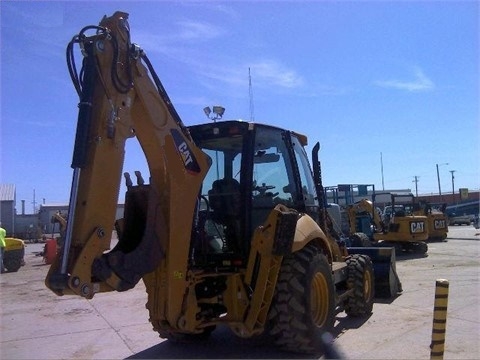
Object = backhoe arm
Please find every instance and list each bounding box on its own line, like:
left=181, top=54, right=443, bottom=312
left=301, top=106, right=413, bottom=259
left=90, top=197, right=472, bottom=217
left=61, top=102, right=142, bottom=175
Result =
left=348, top=199, right=385, bottom=233
left=46, top=12, right=210, bottom=299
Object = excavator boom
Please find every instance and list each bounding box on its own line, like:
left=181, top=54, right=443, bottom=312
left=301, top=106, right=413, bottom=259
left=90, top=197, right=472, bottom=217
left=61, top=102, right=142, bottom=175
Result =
left=347, top=199, right=384, bottom=234
left=46, top=12, right=210, bottom=303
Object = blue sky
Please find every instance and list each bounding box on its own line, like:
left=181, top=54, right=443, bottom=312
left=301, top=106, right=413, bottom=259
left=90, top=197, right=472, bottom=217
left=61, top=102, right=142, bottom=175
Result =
left=1, top=0, right=478, bottom=213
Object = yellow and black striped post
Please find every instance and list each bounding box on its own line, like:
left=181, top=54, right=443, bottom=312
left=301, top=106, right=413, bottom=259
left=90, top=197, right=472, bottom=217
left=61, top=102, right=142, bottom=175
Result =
left=430, top=279, right=449, bottom=359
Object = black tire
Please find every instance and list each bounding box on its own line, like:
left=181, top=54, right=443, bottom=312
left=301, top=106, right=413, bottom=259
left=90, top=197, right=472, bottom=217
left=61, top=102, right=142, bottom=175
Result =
left=267, top=243, right=335, bottom=355
left=415, top=242, right=428, bottom=254
left=402, top=241, right=428, bottom=254
left=380, top=241, right=404, bottom=255
left=345, top=254, right=374, bottom=317
left=4, top=257, right=22, bottom=272
left=350, top=232, right=372, bottom=247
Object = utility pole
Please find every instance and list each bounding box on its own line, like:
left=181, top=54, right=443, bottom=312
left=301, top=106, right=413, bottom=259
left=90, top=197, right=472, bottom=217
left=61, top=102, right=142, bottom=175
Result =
left=413, top=176, right=420, bottom=197
left=450, top=170, right=456, bottom=203
left=436, top=163, right=449, bottom=197
left=32, top=189, right=37, bottom=214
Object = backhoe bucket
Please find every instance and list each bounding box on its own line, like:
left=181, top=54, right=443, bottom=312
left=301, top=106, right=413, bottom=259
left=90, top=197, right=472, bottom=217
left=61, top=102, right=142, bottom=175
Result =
left=348, top=247, right=402, bottom=299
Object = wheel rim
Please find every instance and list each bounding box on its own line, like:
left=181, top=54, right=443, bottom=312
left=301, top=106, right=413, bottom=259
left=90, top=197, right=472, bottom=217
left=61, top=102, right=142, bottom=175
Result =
left=311, top=272, right=329, bottom=327
left=363, top=269, right=373, bottom=301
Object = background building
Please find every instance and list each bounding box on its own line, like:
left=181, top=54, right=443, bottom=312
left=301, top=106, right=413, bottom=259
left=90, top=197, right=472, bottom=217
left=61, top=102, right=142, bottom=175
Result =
left=0, top=184, right=16, bottom=235
left=0, top=183, right=125, bottom=239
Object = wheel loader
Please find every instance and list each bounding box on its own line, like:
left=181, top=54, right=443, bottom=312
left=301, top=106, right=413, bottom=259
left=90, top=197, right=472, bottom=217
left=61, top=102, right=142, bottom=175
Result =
left=45, top=11, right=401, bottom=355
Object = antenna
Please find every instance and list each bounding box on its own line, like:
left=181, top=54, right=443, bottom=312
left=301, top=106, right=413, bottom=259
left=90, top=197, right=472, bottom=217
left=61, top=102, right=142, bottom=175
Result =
left=380, top=152, right=385, bottom=190
left=249, top=67, right=255, bottom=121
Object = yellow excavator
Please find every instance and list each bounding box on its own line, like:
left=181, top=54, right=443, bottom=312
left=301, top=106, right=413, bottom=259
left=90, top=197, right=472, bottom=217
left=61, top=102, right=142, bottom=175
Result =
left=50, top=211, right=67, bottom=246
left=346, top=192, right=429, bottom=254
left=45, top=12, right=401, bottom=355
left=409, top=201, right=448, bottom=242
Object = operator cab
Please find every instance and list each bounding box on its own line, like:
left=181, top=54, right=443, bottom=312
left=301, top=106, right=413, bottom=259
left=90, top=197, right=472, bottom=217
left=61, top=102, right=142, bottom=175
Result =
left=188, top=120, right=319, bottom=268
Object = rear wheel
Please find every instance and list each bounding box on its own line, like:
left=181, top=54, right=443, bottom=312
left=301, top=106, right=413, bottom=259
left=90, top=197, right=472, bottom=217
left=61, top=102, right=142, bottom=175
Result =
left=345, top=254, right=374, bottom=316
left=267, top=243, right=335, bottom=355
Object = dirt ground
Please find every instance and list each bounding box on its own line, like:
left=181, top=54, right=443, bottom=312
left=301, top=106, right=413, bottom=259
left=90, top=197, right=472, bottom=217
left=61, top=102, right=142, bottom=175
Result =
left=1, top=226, right=479, bottom=359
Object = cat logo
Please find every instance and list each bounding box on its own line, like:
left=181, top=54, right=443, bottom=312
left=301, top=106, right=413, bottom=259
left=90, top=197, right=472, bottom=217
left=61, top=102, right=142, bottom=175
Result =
left=410, top=221, right=425, bottom=234
left=434, top=219, right=447, bottom=230
left=178, top=141, right=193, bottom=166
left=171, top=129, right=201, bottom=174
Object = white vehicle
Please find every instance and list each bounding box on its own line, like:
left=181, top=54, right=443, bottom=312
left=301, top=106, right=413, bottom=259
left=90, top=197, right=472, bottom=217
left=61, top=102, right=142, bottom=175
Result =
left=447, top=213, right=473, bottom=226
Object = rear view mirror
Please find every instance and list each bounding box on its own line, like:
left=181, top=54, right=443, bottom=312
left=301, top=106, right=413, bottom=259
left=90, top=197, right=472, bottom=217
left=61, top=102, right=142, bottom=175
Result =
left=254, top=152, right=280, bottom=164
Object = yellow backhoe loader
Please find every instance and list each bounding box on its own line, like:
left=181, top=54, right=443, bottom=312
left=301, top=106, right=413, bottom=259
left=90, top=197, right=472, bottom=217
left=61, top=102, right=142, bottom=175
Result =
left=45, top=12, right=400, bottom=355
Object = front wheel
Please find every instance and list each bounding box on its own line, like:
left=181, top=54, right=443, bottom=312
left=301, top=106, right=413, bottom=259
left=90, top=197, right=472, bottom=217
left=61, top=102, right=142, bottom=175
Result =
left=345, top=254, right=374, bottom=316
left=267, top=243, right=335, bottom=355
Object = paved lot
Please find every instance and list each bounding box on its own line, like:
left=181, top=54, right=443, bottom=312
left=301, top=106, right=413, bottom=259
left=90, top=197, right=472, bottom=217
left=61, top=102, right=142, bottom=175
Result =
left=1, top=226, right=479, bottom=359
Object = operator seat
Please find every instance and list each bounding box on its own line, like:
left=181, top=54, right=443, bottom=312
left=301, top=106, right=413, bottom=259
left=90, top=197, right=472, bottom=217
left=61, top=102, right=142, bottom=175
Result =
left=208, top=178, right=241, bottom=223
left=208, top=178, right=241, bottom=252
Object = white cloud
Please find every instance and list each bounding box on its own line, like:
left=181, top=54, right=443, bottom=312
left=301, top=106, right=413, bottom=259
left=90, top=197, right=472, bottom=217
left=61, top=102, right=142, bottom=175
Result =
left=133, top=26, right=303, bottom=94
left=250, top=60, right=304, bottom=89
left=135, top=20, right=223, bottom=46
left=375, top=66, right=435, bottom=92
left=176, top=20, right=224, bottom=41
left=193, top=59, right=304, bottom=92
